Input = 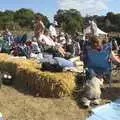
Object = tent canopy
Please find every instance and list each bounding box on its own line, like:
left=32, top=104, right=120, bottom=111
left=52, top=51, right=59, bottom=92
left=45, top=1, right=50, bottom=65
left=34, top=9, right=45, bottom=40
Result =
left=84, top=21, right=107, bottom=36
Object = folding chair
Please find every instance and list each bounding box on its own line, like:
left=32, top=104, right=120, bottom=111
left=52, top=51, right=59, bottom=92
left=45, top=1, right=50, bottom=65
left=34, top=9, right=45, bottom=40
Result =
left=83, top=42, right=112, bottom=87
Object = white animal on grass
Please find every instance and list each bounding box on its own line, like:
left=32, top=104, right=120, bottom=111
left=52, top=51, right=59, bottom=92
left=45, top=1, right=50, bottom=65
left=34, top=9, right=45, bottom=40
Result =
left=81, top=71, right=104, bottom=107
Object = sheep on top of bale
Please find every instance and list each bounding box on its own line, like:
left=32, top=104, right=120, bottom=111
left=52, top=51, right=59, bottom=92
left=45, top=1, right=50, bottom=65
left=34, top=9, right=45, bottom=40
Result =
left=0, top=53, right=76, bottom=97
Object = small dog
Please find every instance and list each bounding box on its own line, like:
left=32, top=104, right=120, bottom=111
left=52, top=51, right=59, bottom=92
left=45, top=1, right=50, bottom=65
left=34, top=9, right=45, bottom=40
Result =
left=81, top=71, right=104, bottom=107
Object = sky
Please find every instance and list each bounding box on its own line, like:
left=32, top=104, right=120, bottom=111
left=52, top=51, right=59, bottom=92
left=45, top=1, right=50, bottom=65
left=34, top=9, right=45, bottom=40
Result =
left=0, top=0, right=120, bottom=22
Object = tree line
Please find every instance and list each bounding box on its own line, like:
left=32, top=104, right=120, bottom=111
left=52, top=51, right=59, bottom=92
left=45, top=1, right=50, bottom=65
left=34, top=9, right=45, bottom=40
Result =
left=54, top=10, right=120, bottom=34
left=0, top=8, right=50, bottom=30
left=0, top=8, right=120, bottom=34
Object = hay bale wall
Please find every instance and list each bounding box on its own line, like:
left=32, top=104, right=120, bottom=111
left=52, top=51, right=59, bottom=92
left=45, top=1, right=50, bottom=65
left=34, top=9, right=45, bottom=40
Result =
left=0, top=54, right=76, bottom=97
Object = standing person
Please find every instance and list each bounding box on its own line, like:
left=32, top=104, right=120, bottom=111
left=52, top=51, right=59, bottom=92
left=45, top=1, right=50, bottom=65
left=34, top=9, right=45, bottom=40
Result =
left=34, top=14, right=45, bottom=40
left=90, top=36, right=120, bottom=63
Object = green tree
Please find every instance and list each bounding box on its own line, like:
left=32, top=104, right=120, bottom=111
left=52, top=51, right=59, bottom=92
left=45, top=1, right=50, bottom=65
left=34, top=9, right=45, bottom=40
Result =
left=0, top=10, right=15, bottom=30
left=54, top=9, right=83, bottom=34
left=14, top=8, right=34, bottom=29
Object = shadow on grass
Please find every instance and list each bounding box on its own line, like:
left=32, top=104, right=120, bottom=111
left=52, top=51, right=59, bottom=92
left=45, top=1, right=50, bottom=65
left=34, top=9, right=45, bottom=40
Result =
left=101, top=87, right=120, bottom=101
left=72, top=73, right=88, bottom=109
left=12, top=79, right=62, bottom=98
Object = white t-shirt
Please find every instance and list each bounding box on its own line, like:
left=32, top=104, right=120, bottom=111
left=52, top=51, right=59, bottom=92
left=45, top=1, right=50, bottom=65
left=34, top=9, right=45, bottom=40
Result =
left=39, top=34, right=55, bottom=46
left=67, top=38, right=72, bottom=45
left=59, top=36, right=66, bottom=45
left=31, top=41, right=41, bottom=53
left=49, top=25, right=57, bottom=37
left=7, top=31, right=12, bottom=36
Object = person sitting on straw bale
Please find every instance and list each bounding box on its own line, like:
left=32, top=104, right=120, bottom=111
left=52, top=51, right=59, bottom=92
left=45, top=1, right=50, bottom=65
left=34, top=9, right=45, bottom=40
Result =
left=38, top=29, right=56, bottom=47
left=58, top=32, right=66, bottom=48
left=49, top=21, right=57, bottom=40
left=38, top=29, right=66, bottom=57
left=41, top=56, right=77, bottom=72
left=31, top=37, right=41, bottom=54
left=3, top=28, right=14, bottom=46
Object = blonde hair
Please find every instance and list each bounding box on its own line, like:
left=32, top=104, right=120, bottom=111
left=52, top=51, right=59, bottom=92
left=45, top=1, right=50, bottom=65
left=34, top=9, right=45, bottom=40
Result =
left=90, top=36, right=101, bottom=48
left=90, top=36, right=109, bottom=49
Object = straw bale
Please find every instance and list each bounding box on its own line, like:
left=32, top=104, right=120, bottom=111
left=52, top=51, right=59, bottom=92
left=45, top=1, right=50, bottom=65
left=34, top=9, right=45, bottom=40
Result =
left=0, top=53, right=76, bottom=97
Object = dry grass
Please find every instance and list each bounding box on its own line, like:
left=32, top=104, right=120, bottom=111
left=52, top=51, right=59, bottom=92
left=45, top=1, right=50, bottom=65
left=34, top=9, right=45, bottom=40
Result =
left=0, top=81, right=120, bottom=120
left=0, top=53, right=76, bottom=97
left=0, top=85, right=88, bottom=120
left=0, top=54, right=120, bottom=120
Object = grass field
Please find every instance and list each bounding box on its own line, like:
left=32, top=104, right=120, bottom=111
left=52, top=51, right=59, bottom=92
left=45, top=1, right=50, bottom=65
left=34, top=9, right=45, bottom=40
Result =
left=0, top=48, right=119, bottom=120
left=0, top=78, right=120, bottom=120
left=0, top=85, right=88, bottom=120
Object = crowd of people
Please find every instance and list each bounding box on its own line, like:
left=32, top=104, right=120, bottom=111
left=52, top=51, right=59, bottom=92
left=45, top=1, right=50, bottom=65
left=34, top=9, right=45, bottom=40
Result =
left=0, top=15, right=120, bottom=72
left=0, top=15, right=84, bottom=72
left=0, top=15, right=120, bottom=107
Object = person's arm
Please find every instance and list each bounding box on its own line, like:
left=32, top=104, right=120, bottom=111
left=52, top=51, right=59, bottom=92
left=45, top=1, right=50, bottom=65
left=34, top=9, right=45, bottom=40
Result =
left=57, top=47, right=66, bottom=57
left=37, top=35, right=45, bottom=45
left=40, top=21, right=45, bottom=29
left=48, top=36, right=55, bottom=46
left=49, top=26, right=52, bottom=32
left=111, top=51, right=120, bottom=63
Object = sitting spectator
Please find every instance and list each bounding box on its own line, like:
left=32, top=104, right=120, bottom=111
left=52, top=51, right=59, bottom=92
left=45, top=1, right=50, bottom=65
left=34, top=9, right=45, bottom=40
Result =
left=73, top=40, right=81, bottom=56
left=37, top=30, right=66, bottom=57
left=41, top=56, right=75, bottom=72
left=38, top=29, right=55, bottom=46
left=65, top=33, right=74, bottom=55
left=58, top=32, right=66, bottom=47
left=3, top=28, right=14, bottom=46
left=31, top=37, right=41, bottom=54
left=49, top=21, right=57, bottom=40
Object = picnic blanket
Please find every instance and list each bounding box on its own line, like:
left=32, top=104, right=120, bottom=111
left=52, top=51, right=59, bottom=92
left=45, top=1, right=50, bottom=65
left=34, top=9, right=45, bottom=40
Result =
left=87, top=98, right=120, bottom=120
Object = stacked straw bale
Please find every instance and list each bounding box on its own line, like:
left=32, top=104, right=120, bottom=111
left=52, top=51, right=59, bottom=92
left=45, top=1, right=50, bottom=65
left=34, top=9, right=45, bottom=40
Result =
left=0, top=53, right=76, bottom=97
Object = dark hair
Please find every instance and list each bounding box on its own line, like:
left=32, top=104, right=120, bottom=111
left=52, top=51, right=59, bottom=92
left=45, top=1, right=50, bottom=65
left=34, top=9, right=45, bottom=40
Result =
left=44, top=29, right=49, bottom=35
left=35, top=14, right=42, bottom=21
